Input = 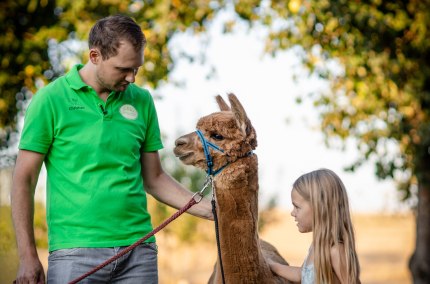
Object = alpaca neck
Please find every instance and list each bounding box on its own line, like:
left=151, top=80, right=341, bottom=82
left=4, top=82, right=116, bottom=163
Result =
left=213, top=155, right=268, bottom=282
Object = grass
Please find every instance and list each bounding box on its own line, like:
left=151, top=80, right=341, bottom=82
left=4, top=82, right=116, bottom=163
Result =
left=0, top=205, right=19, bottom=283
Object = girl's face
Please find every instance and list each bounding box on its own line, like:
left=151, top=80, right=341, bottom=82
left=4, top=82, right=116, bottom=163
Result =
left=291, top=189, right=313, bottom=233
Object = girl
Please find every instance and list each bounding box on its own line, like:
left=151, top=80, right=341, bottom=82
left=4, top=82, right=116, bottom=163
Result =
left=268, top=168, right=360, bottom=284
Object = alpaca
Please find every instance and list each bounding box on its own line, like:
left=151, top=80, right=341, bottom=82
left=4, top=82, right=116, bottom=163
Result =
left=174, top=93, right=290, bottom=284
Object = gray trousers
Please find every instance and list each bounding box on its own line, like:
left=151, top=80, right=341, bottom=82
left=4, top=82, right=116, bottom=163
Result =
left=47, top=243, right=158, bottom=284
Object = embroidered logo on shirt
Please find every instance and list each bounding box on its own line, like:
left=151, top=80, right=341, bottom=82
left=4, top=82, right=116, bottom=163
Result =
left=120, top=104, right=138, bottom=120
left=69, top=106, right=85, bottom=110
left=68, top=98, right=85, bottom=111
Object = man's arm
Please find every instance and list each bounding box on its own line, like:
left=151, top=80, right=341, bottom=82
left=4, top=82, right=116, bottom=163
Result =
left=140, top=151, right=213, bottom=220
left=11, top=150, right=45, bottom=284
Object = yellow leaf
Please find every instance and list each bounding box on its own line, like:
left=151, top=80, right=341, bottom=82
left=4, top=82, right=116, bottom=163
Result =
left=288, top=0, right=301, bottom=14
left=24, top=65, right=35, bottom=77
left=0, top=99, right=6, bottom=111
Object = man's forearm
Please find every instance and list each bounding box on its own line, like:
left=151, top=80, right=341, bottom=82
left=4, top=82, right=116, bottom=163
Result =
left=146, top=171, right=213, bottom=220
left=141, top=151, right=213, bottom=220
left=11, top=150, right=46, bottom=283
left=11, top=150, right=45, bottom=260
left=11, top=182, right=39, bottom=259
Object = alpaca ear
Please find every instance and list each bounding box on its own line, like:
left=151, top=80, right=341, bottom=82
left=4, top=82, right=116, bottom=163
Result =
left=228, top=93, right=249, bottom=136
left=216, top=95, right=231, bottom=111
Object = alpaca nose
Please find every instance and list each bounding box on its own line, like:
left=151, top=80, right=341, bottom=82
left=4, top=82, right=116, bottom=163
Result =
left=175, top=137, right=188, bottom=147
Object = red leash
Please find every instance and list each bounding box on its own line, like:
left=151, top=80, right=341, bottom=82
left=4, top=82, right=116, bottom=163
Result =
left=68, top=197, right=199, bottom=284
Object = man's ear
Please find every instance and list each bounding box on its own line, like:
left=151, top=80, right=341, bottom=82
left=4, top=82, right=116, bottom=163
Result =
left=89, top=48, right=102, bottom=64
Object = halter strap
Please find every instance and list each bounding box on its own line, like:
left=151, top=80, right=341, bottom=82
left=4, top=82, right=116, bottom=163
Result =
left=195, top=129, right=228, bottom=176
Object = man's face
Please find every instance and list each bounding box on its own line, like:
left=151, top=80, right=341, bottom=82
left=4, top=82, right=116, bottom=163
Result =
left=95, top=40, right=143, bottom=92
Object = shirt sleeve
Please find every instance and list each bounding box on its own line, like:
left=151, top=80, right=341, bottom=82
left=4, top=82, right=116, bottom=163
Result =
left=141, top=91, right=163, bottom=152
left=19, top=90, right=55, bottom=154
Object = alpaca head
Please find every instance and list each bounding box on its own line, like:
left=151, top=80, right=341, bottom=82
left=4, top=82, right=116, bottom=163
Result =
left=174, top=93, right=257, bottom=173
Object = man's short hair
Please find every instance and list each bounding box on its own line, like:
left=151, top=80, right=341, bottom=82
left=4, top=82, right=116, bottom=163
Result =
left=89, top=14, right=146, bottom=60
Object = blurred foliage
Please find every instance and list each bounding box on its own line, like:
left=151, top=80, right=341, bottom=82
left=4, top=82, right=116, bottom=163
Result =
left=0, top=0, right=59, bottom=166
left=258, top=195, right=279, bottom=232
left=0, top=206, right=16, bottom=252
left=0, top=202, right=47, bottom=252
left=0, top=248, right=19, bottom=284
left=34, top=202, right=48, bottom=248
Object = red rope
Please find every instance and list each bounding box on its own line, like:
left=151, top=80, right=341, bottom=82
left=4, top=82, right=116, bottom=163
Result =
left=68, top=197, right=198, bottom=284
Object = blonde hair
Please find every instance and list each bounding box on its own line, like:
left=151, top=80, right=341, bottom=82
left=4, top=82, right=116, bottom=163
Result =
left=293, top=168, right=360, bottom=284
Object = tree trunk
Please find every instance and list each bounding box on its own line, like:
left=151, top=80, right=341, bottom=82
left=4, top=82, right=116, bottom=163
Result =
left=409, top=182, right=430, bottom=283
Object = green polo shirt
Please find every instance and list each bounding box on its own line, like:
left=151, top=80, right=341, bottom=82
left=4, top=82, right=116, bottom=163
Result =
left=19, top=64, right=163, bottom=251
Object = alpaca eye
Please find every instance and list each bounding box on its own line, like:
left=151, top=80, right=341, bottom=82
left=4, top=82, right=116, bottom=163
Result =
left=210, top=134, right=224, bottom=141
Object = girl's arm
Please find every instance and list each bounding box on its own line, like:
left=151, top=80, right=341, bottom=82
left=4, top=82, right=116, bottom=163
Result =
left=267, top=260, right=301, bottom=283
left=331, top=244, right=347, bottom=283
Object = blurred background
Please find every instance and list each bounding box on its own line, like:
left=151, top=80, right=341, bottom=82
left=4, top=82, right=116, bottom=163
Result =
left=1, top=0, right=429, bottom=283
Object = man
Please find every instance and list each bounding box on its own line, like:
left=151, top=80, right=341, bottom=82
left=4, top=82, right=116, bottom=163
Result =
left=11, top=14, right=212, bottom=283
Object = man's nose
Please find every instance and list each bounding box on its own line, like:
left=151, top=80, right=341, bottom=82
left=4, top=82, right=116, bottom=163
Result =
left=125, top=71, right=136, bottom=83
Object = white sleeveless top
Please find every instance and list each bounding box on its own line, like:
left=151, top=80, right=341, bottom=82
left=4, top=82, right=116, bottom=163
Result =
left=301, top=247, right=315, bottom=284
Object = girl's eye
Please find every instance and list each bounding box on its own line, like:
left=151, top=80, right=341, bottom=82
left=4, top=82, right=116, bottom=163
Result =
left=211, top=134, right=224, bottom=141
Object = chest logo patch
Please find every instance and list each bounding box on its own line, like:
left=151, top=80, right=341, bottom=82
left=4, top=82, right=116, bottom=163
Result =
left=120, top=104, right=138, bottom=120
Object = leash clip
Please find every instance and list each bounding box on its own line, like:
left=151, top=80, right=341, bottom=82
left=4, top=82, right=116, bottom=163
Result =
left=192, top=176, right=213, bottom=203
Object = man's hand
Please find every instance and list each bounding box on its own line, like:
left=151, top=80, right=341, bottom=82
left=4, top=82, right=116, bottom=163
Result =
left=14, top=255, right=45, bottom=284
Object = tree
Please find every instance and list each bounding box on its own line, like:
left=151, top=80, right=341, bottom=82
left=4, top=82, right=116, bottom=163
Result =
left=0, top=0, right=61, bottom=166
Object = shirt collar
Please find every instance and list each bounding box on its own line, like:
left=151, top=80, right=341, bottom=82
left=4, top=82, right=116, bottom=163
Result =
left=65, top=64, right=88, bottom=90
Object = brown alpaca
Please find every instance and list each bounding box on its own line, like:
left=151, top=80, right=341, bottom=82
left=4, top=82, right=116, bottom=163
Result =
left=174, top=94, right=290, bottom=284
